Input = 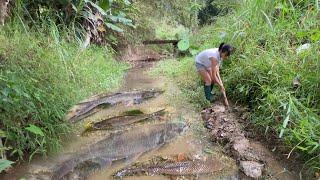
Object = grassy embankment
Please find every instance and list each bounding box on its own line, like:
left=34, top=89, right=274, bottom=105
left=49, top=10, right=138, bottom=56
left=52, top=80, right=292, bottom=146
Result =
left=153, top=0, right=320, bottom=175
left=0, top=22, right=128, bottom=163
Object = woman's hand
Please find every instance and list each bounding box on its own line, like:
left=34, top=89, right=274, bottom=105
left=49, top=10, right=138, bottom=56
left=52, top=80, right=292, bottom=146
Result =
left=210, top=58, right=224, bottom=88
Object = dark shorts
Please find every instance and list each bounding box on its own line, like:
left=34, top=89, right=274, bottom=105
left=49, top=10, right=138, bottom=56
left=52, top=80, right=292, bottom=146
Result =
left=195, top=62, right=210, bottom=71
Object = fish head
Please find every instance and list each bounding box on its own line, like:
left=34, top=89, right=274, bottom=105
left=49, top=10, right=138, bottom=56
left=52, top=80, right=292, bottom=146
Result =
left=162, top=122, right=187, bottom=140
left=141, top=90, right=164, bottom=99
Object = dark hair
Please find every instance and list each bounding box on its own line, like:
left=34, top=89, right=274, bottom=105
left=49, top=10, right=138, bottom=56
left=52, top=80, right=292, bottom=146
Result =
left=218, top=42, right=233, bottom=56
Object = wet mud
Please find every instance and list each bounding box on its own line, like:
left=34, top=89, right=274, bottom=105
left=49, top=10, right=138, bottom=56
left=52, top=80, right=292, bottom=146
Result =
left=201, top=103, right=298, bottom=179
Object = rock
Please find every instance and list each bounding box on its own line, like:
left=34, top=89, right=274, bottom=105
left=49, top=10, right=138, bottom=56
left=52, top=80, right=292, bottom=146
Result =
left=213, top=105, right=226, bottom=113
left=292, top=76, right=301, bottom=89
left=232, top=138, right=264, bottom=162
left=240, top=161, right=264, bottom=178
left=205, top=121, right=214, bottom=129
left=232, top=137, right=250, bottom=154
left=296, top=43, right=311, bottom=54
left=201, top=110, right=211, bottom=121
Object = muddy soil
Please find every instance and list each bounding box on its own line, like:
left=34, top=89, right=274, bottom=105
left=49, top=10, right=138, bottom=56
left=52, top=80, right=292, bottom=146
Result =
left=117, top=44, right=170, bottom=63
left=202, top=103, right=299, bottom=179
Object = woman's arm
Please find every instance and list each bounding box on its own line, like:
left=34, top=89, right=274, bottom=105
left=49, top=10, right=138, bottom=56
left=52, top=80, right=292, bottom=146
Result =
left=216, top=68, right=225, bottom=91
left=210, top=57, right=223, bottom=89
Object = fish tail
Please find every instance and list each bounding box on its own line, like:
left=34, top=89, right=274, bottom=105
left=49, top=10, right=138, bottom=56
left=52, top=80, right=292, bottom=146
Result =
left=51, top=157, right=80, bottom=180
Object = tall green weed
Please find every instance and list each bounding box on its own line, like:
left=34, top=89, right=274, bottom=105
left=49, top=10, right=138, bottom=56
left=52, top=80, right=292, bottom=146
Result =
left=0, top=22, right=128, bottom=161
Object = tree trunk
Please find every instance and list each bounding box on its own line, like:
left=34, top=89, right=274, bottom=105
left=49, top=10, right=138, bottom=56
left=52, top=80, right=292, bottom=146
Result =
left=0, top=0, right=10, bottom=25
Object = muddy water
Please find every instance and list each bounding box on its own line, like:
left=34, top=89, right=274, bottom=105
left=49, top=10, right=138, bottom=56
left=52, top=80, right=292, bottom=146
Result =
left=89, top=61, right=237, bottom=179
left=4, top=61, right=237, bottom=180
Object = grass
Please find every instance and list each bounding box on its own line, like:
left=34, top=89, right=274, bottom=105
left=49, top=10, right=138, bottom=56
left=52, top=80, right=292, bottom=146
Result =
left=0, top=21, right=128, bottom=162
left=154, top=0, right=320, bottom=176
left=152, top=58, right=210, bottom=109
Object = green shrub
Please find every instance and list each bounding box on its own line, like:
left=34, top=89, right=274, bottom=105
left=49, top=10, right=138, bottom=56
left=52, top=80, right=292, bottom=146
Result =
left=0, top=24, right=128, bottom=161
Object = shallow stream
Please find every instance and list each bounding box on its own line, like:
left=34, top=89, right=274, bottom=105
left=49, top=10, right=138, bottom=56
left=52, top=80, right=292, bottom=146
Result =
left=2, top=61, right=248, bottom=180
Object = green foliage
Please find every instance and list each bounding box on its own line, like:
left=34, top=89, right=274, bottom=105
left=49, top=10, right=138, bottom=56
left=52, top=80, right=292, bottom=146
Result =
left=177, top=38, right=190, bottom=51
left=25, top=125, right=45, bottom=137
left=198, top=0, right=221, bottom=25
left=125, top=0, right=202, bottom=44
left=0, top=23, right=128, bottom=160
left=14, top=0, right=135, bottom=43
left=149, top=0, right=203, bottom=28
left=156, top=20, right=189, bottom=40
left=0, top=159, right=14, bottom=173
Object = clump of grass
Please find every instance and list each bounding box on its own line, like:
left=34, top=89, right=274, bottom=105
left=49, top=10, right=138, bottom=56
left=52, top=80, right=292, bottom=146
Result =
left=0, top=22, right=128, bottom=161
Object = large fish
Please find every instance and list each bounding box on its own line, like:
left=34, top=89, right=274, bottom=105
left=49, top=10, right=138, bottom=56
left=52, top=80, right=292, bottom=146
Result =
left=68, top=90, right=163, bottom=123
left=115, top=157, right=224, bottom=177
left=51, top=122, right=186, bottom=180
left=87, top=109, right=165, bottom=131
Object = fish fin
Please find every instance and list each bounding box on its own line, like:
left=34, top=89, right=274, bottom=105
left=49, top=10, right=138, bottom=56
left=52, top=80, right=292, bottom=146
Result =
left=158, top=131, right=166, bottom=145
left=124, top=153, right=143, bottom=165
left=88, top=156, right=112, bottom=170
left=51, top=155, right=112, bottom=180
left=92, top=121, right=113, bottom=130
left=150, top=109, right=166, bottom=117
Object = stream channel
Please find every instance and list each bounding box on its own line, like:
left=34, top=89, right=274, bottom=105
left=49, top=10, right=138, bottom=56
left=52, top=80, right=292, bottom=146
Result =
left=4, top=61, right=255, bottom=180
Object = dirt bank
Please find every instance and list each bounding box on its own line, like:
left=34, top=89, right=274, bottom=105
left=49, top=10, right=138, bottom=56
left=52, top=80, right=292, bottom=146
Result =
left=202, top=102, right=299, bottom=179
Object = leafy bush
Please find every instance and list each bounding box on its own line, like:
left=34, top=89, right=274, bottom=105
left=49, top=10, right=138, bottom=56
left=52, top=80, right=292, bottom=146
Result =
left=0, top=23, right=128, bottom=160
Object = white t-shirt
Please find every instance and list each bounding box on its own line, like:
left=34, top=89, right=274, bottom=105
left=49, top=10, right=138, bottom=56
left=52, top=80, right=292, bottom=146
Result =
left=195, top=48, right=221, bottom=68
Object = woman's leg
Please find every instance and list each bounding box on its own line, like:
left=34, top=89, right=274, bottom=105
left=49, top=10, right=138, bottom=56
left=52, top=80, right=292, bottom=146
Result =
left=198, top=69, right=211, bottom=85
left=198, top=69, right=213, bottom=101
